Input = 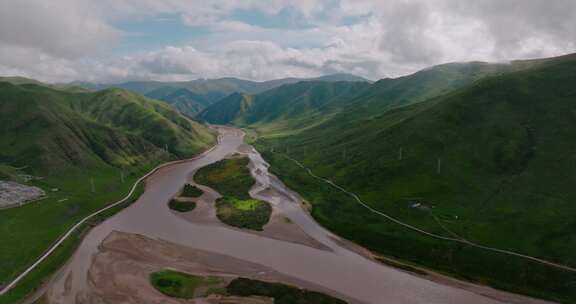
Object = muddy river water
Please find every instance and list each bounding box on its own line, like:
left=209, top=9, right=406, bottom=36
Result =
left=44, top=127, right=538, bottom=304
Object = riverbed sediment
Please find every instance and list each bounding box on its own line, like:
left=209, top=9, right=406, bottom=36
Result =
left=42, top=126, right=553, bottom=304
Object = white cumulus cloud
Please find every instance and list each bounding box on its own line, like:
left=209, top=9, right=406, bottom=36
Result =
left=0, top=0, right=575, bottom=83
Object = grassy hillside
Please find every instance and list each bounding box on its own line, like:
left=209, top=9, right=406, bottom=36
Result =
left=252, top=55, right=576, bottom=302
left=75, top=74, right=369, bottom=117
left=199, top=81, right=371, bottom=135
left=0, top=83, right=214, bottom=174
left=197, top=93, right=254, bottom=125
left=241, top=81, right=370, bottom=125
left=0, top=81, right=215, bottom=299
left=145, top=87, right=212, bottom=116
left=201, top=61, right=507, bottom=140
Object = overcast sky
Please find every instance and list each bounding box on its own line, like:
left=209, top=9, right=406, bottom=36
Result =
left=1, top=0, right=575, bottom=83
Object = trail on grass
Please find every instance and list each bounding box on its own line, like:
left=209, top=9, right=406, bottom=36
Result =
left=281, top=153, right=576, bottom=273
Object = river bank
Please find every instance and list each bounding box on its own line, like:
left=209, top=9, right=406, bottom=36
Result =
left=40, top=126, right=553, bottom=304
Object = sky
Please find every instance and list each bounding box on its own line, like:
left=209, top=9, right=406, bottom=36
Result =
left=1, top=0, right=575, bottom=83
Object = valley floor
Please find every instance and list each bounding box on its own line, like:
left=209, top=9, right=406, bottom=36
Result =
left=22, top=126, right=554, bottom=304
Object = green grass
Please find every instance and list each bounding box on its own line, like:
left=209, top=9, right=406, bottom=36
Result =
left=194, top=157, right=254, bottom=199
left=0, top=224, right=89, bottom=304
left=193, top=157, right=271, bottom=230
left=149, top=270, right=223, bottom=299
left=227, top=278, right=347, bottom=304
left=180, top=184, right=203, bottom=198
left=168, top=199, right=196, bottom=212
left=0, top=176, right=146, bottom=304
left=216, top=197, right=271, bottom=231
left=0, top=165, right=150, bottom=285
left=260, top=149, right=576, bottom=303
left=233, top=199, right=261, bottom=211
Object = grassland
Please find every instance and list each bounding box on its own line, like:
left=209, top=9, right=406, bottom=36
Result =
left=194, top=157, right=254, bottom=200
left=216, top=197, right=271, bottom=230
left=168, top=199, right=196, bottom=212
left=259, top=150, right=576, bottom=302
left=0, top=223, right=90, bottom=304
left=150, top=270, right=223, bottom=299
left=0, top=176, right=146, bottom=304
left=0, top=165, right=150, bottom=284
left=194, top=158, right=271, bottom=230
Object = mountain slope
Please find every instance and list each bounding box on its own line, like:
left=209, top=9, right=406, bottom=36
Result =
left=198, top=81, right=371, bottom=133
left=74, top=74, right=369, bottom=117
left=145, top=87, right=213, bottom=116
left=254, top=54, right=576, bottom=302
left=197, top=92, right=254, bottom=125
left=201, top=61, right=507, bottom=138
left=0, top=82, right=215, bottom=175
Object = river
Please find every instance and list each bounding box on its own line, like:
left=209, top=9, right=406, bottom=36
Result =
left=44, top=127, right=531, bottom=304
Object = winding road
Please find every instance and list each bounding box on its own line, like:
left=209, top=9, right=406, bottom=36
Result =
left=281, top=154, right=576, bottom=272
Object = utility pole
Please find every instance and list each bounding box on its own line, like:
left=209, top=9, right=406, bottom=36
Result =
left=437, top=158, right=442, bottom=174
left=398, top=147, right=403, bottom=161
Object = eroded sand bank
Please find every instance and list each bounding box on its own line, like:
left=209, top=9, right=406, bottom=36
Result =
left=75, top=231, right=343, bottom=304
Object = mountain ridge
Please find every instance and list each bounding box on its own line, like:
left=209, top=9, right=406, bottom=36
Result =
left=198, top=80, right=371, bottom=134
left=69, top=74, right=369, bottom=117
left=0, top=82, right=215, bottom=175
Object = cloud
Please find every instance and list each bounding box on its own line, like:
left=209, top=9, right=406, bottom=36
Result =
left=336, top=0, right=576, bottom=63
left=0, top=0, right=118, bottom=58
left=0, top=0, right=575, bottom=83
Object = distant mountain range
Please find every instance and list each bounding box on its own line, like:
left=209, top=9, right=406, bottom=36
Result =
left=71, top=73, right=369, bottom=116
left=198, top=80, right=371, bottom=133
left=198, top=61, right=510, bottom=133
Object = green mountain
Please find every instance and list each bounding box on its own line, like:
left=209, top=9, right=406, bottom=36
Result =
left=245, top=54, right=576, bottom=302
left=0, top=82, right=214, bottom=175
left=197, top=92, right=254, bottom=125
left=74, top=74, right=369, bottom=117
left=145, top=87, right=213, bottom=116
left=1, top=76, right=90, bottom=93
left=198, top=81, right=371, bottom=134
left=76, top=73, right=368, bottom=95
left=201, top=61, right=507, bottom=137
